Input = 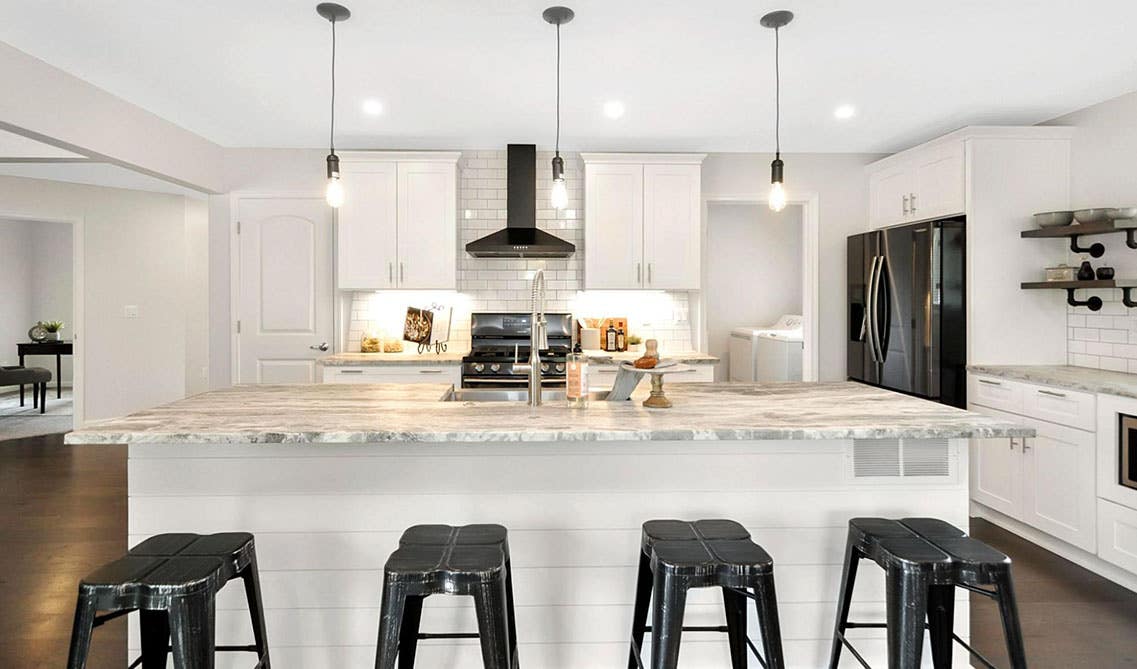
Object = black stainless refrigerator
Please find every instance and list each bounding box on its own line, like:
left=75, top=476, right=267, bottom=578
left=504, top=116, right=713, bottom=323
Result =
left=847, top=218, right=966, bottom=408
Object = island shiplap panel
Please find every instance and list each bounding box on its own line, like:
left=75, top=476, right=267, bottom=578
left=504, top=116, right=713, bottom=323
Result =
left=127, top=439, right=969, bottom=668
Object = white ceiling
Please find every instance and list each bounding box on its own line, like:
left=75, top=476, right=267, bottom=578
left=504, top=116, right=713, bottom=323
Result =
left=2, top=0, right=1136, bottom=153
left=0, top=162, right=207, bottom=198
left=0, top=129, right=85, bottom=159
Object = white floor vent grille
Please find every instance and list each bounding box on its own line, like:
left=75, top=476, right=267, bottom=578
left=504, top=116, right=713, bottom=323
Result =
left=852, top=438, right=951, bottom=479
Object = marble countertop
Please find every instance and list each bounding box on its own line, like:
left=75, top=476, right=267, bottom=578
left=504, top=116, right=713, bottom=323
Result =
left=66, top=381, right=1029, bottom=445
left=968, top=364, right=1137, bottom=399
left=319, top=352, right=464, bottom=366
left=583, top=350, right=719, bottom=364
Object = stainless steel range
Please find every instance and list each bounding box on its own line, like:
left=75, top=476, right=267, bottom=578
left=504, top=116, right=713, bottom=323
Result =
left=462, top=312, right=573, bottom=389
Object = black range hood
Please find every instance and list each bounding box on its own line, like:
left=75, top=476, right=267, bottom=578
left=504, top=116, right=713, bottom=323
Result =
left=465, top=144, right=576, bottom=258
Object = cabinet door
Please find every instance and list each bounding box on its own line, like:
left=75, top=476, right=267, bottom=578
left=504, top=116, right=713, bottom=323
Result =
left=337, top=161, right=398, bottom=289
left=585, top=163, right=644, bottom=289
left=968, top=406, right=1023, bottom=517
left=643, top=163, right=701, bottom=289
left=913, top=143, right=965, bottom=221
left=868, top=164, right=914, bottom=228
left=1021, top=417, right=1097, bottom=552
left=396, top=161, right=457, bottom=289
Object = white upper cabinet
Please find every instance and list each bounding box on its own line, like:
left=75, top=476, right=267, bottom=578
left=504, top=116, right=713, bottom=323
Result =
left=582, top=153, right=704, bottom=290
left=336, top=152, right=459, bottom=290
left=868, top=140, right=964, bottom=228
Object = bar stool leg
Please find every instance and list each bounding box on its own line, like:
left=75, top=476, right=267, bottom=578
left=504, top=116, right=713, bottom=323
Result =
left=926, top=584, right=955, bottom=669
left=627, top=550, right=653, bottom=669
left=169, top=595, right=216, bottom=669
left=721, top=587, right=747, bottom=669
left=885, top=564, right=928, bottom=669
left=240, top=553, right=272, bottom=667
left=397, top=595, right=424, bottom=669
left=40, top=381, right=46, bottom=413
left=375, top=581, right=408, bottom=669
left=650, top=568, right=687, bottom=669
left=753, top=573, right=786, bottom=669
left=828, top=534, right=861, bottom=669
left=994, top=572, right=1028, bottom=669
left=66, top=594, right=97, bottom=669
left=140, top=609, right=170, bottom=668
left=19, top=383, right=25, bottom=407
left=504, top=558, right=520, bottom=669
left=33, top=382, right=38, bottom=409
left=472, top=578, right=513, bottom=669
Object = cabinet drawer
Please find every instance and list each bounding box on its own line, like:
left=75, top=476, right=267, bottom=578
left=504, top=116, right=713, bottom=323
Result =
left=1097, top=498, right=1137, bottom=573
left=969, top=375, right=1025, bottom=414
left=322, top=365, right=459, bottom=385
left=1021, top=383, right=1095, bottom=431
left=589, top=363, right=714, bottom=390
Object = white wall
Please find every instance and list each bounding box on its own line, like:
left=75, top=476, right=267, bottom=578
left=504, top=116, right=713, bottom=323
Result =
left=0, top=220, right=33, bottom=370
left=702, top=153, right=883, bottom=382
left=705, top=203, right=803, bottom=380
left=0, top=174, right=206, bottom=420
left=1043, top=91, right=1137, bottom=371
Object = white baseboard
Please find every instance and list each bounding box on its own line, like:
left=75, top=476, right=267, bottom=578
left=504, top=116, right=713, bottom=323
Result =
left=971, top=502, right=1137, bottom=594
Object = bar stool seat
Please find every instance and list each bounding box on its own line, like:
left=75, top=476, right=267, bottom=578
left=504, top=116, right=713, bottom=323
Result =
left=375, top=524, right=518, bottom=669
left=628, top=519, right=785, bottom=669
left=67, top=532, right=270, bottom=669
left=829, top=517, right=1026, bottom=669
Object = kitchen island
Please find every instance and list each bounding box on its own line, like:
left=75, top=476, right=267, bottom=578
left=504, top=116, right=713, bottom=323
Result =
left=67, top=382, right=1029, bottom=668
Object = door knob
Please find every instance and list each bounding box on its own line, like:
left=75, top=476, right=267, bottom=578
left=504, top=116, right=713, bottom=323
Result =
left=310, top=342, right=329, bottom=351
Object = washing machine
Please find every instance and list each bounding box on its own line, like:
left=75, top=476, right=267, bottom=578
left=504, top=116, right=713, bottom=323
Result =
left=729, top=315, right=803, bottom=382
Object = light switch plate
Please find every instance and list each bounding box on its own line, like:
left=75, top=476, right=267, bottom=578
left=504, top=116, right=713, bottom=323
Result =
left=124, top=305, right=139, bottom=319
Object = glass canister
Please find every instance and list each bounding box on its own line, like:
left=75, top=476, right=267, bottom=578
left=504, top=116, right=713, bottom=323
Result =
left=566, top=349, right=589, bottom=407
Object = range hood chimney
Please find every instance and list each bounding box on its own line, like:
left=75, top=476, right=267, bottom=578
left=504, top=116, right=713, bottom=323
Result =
left=465, top=144, right=576, bottom=258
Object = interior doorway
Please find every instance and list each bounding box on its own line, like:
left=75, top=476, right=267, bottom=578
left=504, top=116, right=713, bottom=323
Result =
left=0, top=217, right=79, bottom=438
left=704, top=202, right=807, bottom=382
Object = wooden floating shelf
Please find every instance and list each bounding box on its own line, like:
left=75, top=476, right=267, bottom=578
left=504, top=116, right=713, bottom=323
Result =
left=1021, top=279, right=1137, bottom=311
left=1021, top=220, right=1137, bottom=238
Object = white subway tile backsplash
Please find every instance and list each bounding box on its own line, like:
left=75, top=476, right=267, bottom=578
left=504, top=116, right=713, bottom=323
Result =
left=345, top=149, right=694, bottom=354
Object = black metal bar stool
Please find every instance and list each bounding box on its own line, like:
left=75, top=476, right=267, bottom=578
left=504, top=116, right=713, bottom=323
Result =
left=375, top=524, right=519, bottom=669
left=66, top=532, right=271, bottom=669
left=627, top=519, right=785, bottom=669
left=829, top=517, right=1027, bottom=669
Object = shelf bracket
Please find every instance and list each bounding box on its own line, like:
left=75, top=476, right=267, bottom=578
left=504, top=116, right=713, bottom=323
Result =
left=1070, top=236, right=1106, bottom=258
left=1126, top=229, right=1137, bottom=250
left=1123, top=288, right=1137, bottom=309
left=1067, top=289, right=1103, bottom=311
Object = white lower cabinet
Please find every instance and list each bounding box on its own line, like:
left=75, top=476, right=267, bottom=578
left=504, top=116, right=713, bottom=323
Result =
left=1097, top=498, right=1137, bottom=572
left=321, top=365, right=460, bottom=386
left=588, top=364, right=714, bottom=391
left=970, top=405, right=1097, bottom=552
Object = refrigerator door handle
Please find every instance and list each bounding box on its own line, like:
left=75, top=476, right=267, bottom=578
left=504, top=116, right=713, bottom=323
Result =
left=876, top=254, right=891, bottom=362
left=867, top=255, right=882, bottom=363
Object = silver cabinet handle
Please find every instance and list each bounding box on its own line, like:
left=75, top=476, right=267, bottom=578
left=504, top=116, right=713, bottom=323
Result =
left=389, top=262, right=393, bottom=284
left=309, top=342, right=329, bottom=351
left=902, top=194, right=909, bottom=216
left=340, top=369, right=364, bottom=375
left=400, top=263, right=405, bottom=284
left=637, top=263, right=642, bottom=284
left=1037, top=389, right=1067, bottom=398
left=1022, top=439, right=1032, bottom=452
left=648, top=263, right=653, bottom=284
left=978, top=379, right=1002, bottom=386
left=1009, top=438, right=1016, bottom=451
left=910, top=193, right=917, bottom=214
left=418, top=369, right=443, bottom=374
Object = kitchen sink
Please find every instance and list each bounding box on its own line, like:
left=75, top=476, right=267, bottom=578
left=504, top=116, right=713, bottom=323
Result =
left=441, top=388, right=614, bottom=402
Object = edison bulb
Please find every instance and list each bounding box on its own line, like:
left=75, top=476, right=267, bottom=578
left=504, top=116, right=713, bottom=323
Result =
left=768, top=181, right=786, bottom=212
left=551, top=178, right=568, bottom=210
left=326, top=177, right=345, bottom=208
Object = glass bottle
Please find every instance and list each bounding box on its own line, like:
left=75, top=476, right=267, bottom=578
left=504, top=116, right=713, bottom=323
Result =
left=616, top=328, right=626, bottom=351
left=566, top=346, right=589, bottom=407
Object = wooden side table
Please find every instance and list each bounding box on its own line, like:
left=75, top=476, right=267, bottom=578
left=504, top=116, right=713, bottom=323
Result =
left=18, top=340, right=73, bottom=399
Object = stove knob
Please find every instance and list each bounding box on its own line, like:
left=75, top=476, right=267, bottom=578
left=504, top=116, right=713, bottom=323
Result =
left=490, top=363, right=501, bottom=373
left=555, top=363, right=566, bottom=373
left=473, top=363, right=485, bottom=373
left=541, top=362, right=550, bottom=373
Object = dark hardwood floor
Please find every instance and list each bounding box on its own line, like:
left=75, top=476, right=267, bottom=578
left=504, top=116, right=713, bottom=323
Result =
left=2, top=433, right=1136, bottom=667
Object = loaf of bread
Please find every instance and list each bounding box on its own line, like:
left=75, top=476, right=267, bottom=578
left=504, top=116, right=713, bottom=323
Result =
left=633, top=356, right=658, bottom=369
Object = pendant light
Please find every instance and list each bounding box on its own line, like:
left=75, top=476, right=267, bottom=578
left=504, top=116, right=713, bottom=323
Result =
left=543, top=6, right=574, bottom=211
left=761, top=10, right=793, bottom=212
left=317, top=3, right=351, bottom=208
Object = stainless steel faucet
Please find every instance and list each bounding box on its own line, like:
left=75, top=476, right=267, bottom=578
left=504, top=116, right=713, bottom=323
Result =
left=514, top=269, right=548, bottom=406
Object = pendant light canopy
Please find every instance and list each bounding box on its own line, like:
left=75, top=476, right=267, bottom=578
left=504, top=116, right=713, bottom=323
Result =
left=543, top=6, right=574, bottom=211
left=317, top=3, right=351, bottom=208
left=761, top=10, right=793, bottom=213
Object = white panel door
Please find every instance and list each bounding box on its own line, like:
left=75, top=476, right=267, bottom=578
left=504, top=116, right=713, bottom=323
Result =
left=1021, top=416, right=1097, bottom=551
left=337, top=160, right=398, bottom=289
left=584, top=163, right=644, bottom=289
left=913, top=143, right=965, bottom=221
left=238, top=197, right=333, bottom=384
left=643, top=163, right=701, bottom=289
left=968, top=406, right=1022, bottom=517
left=396, top=161, right=457, bottom=289
left=868, top=164, right=914, bottom=229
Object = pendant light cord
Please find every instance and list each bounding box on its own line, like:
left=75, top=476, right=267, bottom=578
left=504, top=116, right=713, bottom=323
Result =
left=555, top=22, right=561, bottom=157
left=330, top=17, right=337, bottom=154
left=774, top=26, right=780, bottom=158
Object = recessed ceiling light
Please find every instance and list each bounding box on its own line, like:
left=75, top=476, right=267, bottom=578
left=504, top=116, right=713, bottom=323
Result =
left=603, top=100, right=626, bottom=119
left=834, top=104, right=856, bottom=120
left=362, top=99, right=384, bottom=116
